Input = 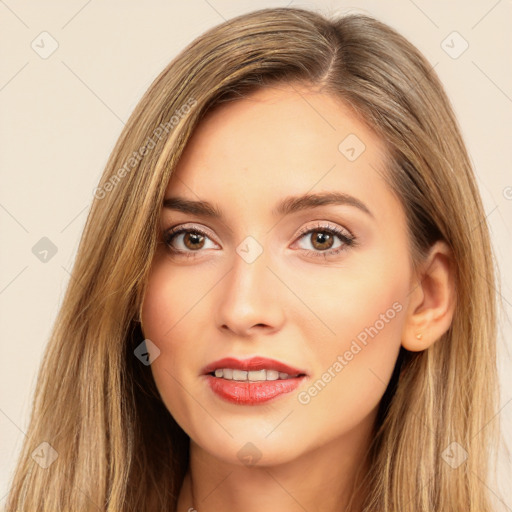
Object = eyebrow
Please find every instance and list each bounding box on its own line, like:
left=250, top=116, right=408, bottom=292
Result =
left=162, top=191, right=373, bottom=219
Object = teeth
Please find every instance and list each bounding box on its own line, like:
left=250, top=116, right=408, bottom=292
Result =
left=212, top=369, right=300, bottom=381
left=265, top=370, right=279, bottom=381
left=232, top=370, right=247, bottom=381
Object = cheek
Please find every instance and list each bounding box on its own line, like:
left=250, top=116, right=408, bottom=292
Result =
left=140, top=258, right=226, bottom=435
left=292, top=287, right=406, bottom=442
left=292, top=247, right=409, bottom=416
left=141, top=254, right=209, bottom=340
left=139, top=262, right=192, bottom=415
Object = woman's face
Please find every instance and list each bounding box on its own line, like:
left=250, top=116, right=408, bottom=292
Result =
left=141, top=83, right=415, bottom=466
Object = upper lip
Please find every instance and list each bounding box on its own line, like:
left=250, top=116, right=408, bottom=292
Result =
left=201, top=357, right=308, bottom=376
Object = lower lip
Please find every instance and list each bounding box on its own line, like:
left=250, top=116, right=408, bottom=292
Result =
left=205, top=375, right=306, bottom=405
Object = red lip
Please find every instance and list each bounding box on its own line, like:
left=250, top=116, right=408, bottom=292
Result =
left=205, top=375, right=306, bottom=405
left=201, top=356, right=307, bottom=376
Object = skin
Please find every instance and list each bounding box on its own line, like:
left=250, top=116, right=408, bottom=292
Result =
left=140, top=83, right=456, bottom=512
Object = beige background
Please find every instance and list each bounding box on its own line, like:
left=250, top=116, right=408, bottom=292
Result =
left=1, top=0, right=511, bottom=509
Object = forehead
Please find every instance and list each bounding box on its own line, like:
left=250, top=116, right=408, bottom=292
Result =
left=165, top=84, right=396, bottom=222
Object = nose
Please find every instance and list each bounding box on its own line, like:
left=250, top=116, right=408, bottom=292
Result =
left=214, top=245, right=285, bottom=337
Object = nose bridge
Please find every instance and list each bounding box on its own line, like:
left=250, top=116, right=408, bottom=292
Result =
left=215, top=236, right=284, bottom=334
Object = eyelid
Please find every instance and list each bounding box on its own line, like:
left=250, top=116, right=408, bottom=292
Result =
left=294, top=220, right=354, bottom=240
left=164, top=222, right=219, bottom=243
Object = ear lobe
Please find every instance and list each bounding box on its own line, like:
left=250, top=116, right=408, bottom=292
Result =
left=402, top=241, right=457, bottom=352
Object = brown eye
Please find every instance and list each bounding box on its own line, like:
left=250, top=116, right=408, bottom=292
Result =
left=296, top=225, right=353, bottom=249
left=309, top=230, right=335, bottom=251
left=293, top=222, right=356, bottom=259
left=182, top=231, right=206, bottom=250
left=163, top=226, right=217, bottom=257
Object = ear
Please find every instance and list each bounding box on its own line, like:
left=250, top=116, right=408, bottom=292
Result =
left=402, top=240, right=457, bottom=351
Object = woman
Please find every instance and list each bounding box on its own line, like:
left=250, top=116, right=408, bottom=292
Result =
left=6, top=7, right=501, bottom=511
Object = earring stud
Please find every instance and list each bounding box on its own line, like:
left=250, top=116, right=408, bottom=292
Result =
left=416, top=332, right=423, bottom=340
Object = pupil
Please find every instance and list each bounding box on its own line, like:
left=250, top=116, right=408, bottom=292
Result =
left=185, top=232, right=204, bottom=249
left=313, top=231, right=333, bottom=250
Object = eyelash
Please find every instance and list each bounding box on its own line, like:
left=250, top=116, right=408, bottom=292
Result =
left=162, top=222, right=357, bottom=260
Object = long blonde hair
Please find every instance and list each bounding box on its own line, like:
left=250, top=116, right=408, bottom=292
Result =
left=6, top=7, right=500, bottom=511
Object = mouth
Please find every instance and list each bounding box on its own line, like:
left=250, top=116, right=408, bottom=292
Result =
left=201, top=356, right=308, bottom=405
